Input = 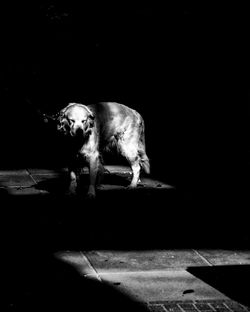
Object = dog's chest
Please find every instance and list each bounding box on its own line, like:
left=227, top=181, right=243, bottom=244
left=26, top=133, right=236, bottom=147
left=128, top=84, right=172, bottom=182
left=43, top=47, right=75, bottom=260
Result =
left=79, top=145, right=93, bottom=158
left=79, top=135, right=99, bottom=159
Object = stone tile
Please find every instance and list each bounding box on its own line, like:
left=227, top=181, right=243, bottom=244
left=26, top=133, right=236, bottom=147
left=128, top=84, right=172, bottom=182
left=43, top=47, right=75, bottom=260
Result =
left=209, top=302, right=228, bottom=310
left=0, top=169, right=28, bottom=175
left=28, top=166, right=126, bottom=175
left=27, top=168, right=68, bottom=175
left=98, top=184, right=127, bottom=191
left=148, top=305, right=166, bottom=312
left=101, top=166, right=173, bottom=188
left=85, top=250, right=208, bottom=273
left=27, top=167, right=173, bottom=190
left=140, top=178, right=174, bottom=189
left=104, top=165, right=132, bottom=175
left=148, top=301, right=249, bottom=312
left=178, top=302, right=197, bottom=310
left=163, top=303, right=183, bottom=311
left=196, top=250, right=250, bottom=265
left=224, top=301, right=249, bottom=311
left=0, top=171, right=34, bottom=187
left=56, top=251, right=100, bottom=279
left=6, top=186, right=41, bottom=195
left=31, top=173, right=63, bottom=183
left=194, top=303, right=213, bottom=311
left=98, top=270, right=229, bottom=302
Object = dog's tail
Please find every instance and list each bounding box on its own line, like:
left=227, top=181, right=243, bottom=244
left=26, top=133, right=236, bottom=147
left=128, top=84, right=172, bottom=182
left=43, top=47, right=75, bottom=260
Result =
left=140, top=155, right=150, bottom=174
left=139, top=119, right=150, bottom=174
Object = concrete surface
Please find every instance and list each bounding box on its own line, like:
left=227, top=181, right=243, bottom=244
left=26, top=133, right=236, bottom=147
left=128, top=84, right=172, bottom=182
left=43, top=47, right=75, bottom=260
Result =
left=0, top=169, right=34, bottom=187
left=1, top=167, right=250, bottom=311
left=83, top=250, right=207, bottom=272
left=0, top=166, right=173, bottom=196
left=96, top=270, right=228, bottom=302
left=194, top=250, right=250, bottom=266
left=58, top=249, right=250, bottom=304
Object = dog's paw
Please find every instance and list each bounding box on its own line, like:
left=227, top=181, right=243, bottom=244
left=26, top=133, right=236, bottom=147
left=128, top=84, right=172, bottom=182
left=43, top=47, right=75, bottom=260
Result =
left=65, top=183, right=77, bottom=196
left=86, top=185, right=96, bottom=199
left=86, top=192, right=96, bottom=200
left=126, top=184, right=137, bottom=190
left=65, top=189, right=77, bottom=196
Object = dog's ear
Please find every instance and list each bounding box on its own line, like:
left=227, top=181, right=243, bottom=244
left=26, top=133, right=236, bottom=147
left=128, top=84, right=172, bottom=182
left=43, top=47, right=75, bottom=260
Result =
left=56, top=103, right=78, bottom=132
left=83, top=110, right=95, bottom=134
left=87, top=112, right=95, bottom=128
left=56, top=107, right=69, bottom=133
left=83, top=106, right=95, bottom=130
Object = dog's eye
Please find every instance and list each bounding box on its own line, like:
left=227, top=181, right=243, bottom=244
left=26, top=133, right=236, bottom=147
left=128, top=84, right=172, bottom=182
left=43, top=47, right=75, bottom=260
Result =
left=68, top=119, right=75, bottom=123
left=82, top=119, right=87, bottom=123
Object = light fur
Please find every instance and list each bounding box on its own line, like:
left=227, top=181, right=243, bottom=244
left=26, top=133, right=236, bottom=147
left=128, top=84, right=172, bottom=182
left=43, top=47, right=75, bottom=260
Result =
left=57, top=102, right=150, bottom=198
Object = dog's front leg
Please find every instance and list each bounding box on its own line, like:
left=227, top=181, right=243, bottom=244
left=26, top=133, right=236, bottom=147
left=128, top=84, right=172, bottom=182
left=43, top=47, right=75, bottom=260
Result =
left=67, top=169, right=78, bottom=195
left=87, top=153, right=99, bottom=198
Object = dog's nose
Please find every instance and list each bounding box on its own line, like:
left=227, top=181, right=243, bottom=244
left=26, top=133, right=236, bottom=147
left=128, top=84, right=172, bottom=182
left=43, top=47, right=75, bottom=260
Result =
left=75, top=127, right=83, bottom=136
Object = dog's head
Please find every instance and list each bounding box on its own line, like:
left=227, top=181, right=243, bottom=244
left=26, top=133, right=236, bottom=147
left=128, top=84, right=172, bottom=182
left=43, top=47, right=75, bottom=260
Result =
left=57, top=103, right=95, bottom=137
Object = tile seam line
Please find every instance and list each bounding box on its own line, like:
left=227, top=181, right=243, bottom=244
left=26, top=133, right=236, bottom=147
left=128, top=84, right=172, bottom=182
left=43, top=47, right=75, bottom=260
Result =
left=95, top=269, right=190, bottom=275
left=26, top=169, right=45, bottom=194
left=26, top=168, right=37, bottom=185
left=192, top=249, right=213, bottom=266
left=80, top=251, right=102, bottom=281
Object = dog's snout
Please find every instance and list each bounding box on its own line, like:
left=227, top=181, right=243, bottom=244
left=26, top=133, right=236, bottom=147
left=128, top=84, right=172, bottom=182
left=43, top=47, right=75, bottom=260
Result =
left=69, top=124, right=84, bottom=136
left=76, top=127, right=83, bottom=134
left=74, top=127, right=84, bottom=136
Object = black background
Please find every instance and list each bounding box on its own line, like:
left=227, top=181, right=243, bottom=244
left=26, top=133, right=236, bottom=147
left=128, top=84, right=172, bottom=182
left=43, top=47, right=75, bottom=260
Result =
left=1, top=4, right=249, bottom=310
left=0, top=2, right=247, bottom=233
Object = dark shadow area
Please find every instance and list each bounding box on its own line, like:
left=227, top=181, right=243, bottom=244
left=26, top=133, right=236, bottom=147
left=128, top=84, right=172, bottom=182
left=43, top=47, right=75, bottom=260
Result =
left=0, top=1, right=245, bottom=212
left=3, top=251, right=148, bottom=311
left=34, top=171, right=161, bottom=196
left=35, top=176, right=69, bottom=195
left=34, top=172, right=132, bottom=195
left=97, top=172, right=131, bottom=187
left=0, top=3, right=246, bottom=310
left=187, top=265, right=250, bottom=307
left=1, top=185, right=249, bottom=251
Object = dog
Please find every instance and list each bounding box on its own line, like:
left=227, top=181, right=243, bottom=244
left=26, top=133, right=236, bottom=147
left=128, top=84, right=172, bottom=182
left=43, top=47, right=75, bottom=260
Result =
left=55, top=102, right=150, bottom=198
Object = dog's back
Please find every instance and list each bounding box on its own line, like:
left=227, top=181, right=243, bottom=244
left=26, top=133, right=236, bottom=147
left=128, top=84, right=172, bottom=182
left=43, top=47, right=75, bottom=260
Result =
left=88, top=102, right=150, bottom=174
left=88, top=102, right=138, bottom=133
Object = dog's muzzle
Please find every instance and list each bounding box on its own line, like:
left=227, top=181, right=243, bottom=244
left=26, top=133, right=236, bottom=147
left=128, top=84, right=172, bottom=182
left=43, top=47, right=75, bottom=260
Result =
left=71, top=126, right=84, bottom=137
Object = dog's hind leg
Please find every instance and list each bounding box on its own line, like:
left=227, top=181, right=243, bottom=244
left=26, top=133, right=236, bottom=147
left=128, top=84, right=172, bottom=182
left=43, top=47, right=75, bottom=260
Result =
left=119, top=140, right=141, bottom=188
left=66, top=169, right=78, bottom=195
left=87, top=153, right=100, bottom=198
left=96, top=161, right=109, bottom=187
left=129, top=159, right=141, bottom=188
left=138, top=119, right=150, bottom=174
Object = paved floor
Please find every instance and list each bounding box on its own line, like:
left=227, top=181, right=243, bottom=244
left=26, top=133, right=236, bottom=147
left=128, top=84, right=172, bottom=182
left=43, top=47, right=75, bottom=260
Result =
left=57, top=249, right=250, bottom=311
left=0, top=166, right=173, bottom=196
left=147, top=300, right=250, bottom=312
left=1, top=167, right=249, bottom=311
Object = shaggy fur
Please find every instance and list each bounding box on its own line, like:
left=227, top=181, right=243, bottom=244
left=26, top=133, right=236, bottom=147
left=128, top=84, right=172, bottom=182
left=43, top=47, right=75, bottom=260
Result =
left=57, top=102, right=150, bottom=198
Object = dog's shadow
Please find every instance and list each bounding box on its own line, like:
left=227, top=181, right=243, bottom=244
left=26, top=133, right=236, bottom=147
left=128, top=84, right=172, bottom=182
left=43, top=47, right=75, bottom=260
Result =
left=35, top=172, right=131, bottom=195
left=96, top=172, right=131, bottom=187
left=34, top=174, right=69, bottom=195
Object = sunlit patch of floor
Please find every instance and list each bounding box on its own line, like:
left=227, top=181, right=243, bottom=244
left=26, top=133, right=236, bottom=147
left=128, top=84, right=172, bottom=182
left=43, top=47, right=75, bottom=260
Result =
left=0, top=166, right=174, bottom=195
left=56, top=249, right=250, bottom=307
